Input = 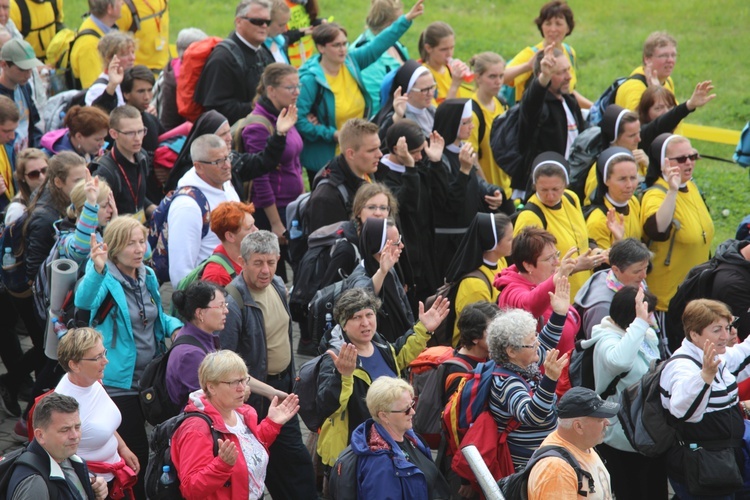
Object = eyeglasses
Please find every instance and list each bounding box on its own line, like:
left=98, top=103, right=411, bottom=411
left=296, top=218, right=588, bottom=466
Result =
left=80, top=349, right=108, bottom=362
left=410, top=84, right=436, bottom=95
left=731, top=316, right=740, bottom=329
left=518, top=339, right=540, bottom=350
left=197, top=152, right=237, bottom=166
left=540, top=250, right=561, bottom=263
left=220, top=376, right=251, bottom=389
left=326, top=42, right=347, bottom=49
left=668, top=153, right=700, bottom=164
left=205, top=302, right=228, bottom=310
left=240, top=17, right=271, bottom=26
left=115, top=128, right=148, bottom=138
left=390, top=234, right=403, bottom=246
left=279, top=85, right=301, bottom=94
left=25, top=167, right=47, bottom=180
left=364, top=204, right=390, bottom=213
left=389, top=400, right=416, bottom=415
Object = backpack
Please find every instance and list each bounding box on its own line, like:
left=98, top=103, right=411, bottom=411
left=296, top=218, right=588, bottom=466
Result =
left=153, top=135, right=187, bottom=172
left=734, top=121, right=750, bottom=167
left=288, top=221, right=359, bottom=323
left=564, top=338, right=630, bottom=400
left=0, top=211, right=32, bottom=297
left=307, top=279, right=348, bottom=346
left=497, top=444, right=595, bottom=500
left=138, top=335, right=208, bottom=426
left=587, top=74, right=647, bottom=126
left=489, top=104, right=526, bottom=179
left=144, top=411, right=221, bottom=500
left=44, top=28, right=100, bottom=92
left=147, top=186, right=211, bottom=284
left=175, top=252, right=236, bottom=292
left=0, top=445, right=59, bottom=500
left=567, top=126, right=603, bottom=201
left=665, top=258, right=720, bottom=349
left=617, top=354, right=699, bottom=457
left=230, top=113, right=275, bottom=154
left=293, top=353, right=328, bottom=431
left=511, top=192, right=577, bottom=229
left=327, top=444, right=358, bottom=500
left=498, top=44, right=575, bottom=108
left=285, top=179, right=350, bottom=268
left=470, top=97, right=507, bottom=160
left=406, top=346, right=471, bottom=448
left=177, top=37, right=245, bottom=122
left=424, top=269, right=492, bottom=347
left=32, top=219, right=74, bottom=321
left=15, top=0, right=61, bottom=38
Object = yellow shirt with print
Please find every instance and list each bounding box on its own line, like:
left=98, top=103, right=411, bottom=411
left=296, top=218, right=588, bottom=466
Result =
left=469, top=93, right=510, bottom=196
left=326, top=66, right=365, bottom=155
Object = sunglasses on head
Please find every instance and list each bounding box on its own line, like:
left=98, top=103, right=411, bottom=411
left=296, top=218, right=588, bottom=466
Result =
left=25, top=167, right=47, bottom=180
left=668, top=153, right=700, bottom=164
left=240, top=16, right=272, bottom=26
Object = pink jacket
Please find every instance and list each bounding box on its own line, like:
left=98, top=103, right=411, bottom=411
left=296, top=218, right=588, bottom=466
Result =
left=494, top=265, right=579, bottom=355
left=171, top=392, right=282, bottom=500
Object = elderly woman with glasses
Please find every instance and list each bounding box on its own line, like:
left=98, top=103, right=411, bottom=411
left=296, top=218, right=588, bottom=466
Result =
left=54, top=327, right=139, bottom=499
left=171, top=350, right=300, bottom=500
left=342, top=376, right=450, bottom=500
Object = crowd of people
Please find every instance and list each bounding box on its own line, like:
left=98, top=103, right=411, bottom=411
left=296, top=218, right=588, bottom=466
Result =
left=0, top=0, right=743, bottom=498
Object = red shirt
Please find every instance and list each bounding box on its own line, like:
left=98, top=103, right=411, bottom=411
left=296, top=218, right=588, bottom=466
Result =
left=201, top=244, right=242, bottom=286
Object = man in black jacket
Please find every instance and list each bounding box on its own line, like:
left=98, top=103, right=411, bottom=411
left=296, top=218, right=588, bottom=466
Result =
left=516, top=44, right=585, bottom=198
left=194, top=0, right=274, bottom=124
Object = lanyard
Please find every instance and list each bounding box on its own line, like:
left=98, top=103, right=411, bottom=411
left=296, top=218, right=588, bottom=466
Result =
left=141, top=0, right=163, bottom=34
left=111, top=150, right=141, bottom=207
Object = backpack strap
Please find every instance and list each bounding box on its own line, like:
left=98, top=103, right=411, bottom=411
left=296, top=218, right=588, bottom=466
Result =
left=462, top=269, right=492, bottom=295
left=527, top=445, right=595, bottom=497
left=170, top=333, right=208, bottom=353
left=217, top=38, right=247, bottom=75
left=198, top=252, right=237, bottom=280
left=521, top=200, right=547, bottom=229
left=471, top=99, right=486, bottom=150
left=9, top=451, right=60, bottom=500
left=182, top=411, right=221, bottom=456
left=172, top=186, right=211, bottom=238
left=17, top=0, right=31, bottom=36
left=121, top=0, right=140, bottom=32
left=225, top=282, right=247, bottom=329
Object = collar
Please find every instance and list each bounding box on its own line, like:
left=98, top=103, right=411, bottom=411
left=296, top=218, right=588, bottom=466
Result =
left=605, top=193, right=630, bottom=209
left=265, top=34, right=286, bottom=49
left=446, top=142, right=461, bottom=153
left=405, top=102, right=429, bottom=116
left=381, top=156, right=405, bottom=173
left=235, top=32, right=260, bottom=51
left=482, top=259, right=498, bottom=268
left=90, top=16, right=113, bottom=33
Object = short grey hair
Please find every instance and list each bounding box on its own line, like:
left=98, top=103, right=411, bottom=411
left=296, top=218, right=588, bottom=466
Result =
left=33, top=393, right=79, bottom=431
left=487, top=309, right=537, bottom=364
left=176, top=28, right=208, bottom=58
left=236, top=0, right=271, bottom=17
left=89, top=0, right=118, bottom=18
left=609, top=238, right=653, bottom=270
left=333, top=287, right=382, bottom=328
left=190, top=134, right=226, bottom=164
left=241, top=230, right=280, bottom=260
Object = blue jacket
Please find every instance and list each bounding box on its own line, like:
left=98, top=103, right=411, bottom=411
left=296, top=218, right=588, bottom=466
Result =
left=350, top=419, right=430, bottom=500
left=74, top=260, right=183, bottom=389
left=296, top=15, right=412, bottom=172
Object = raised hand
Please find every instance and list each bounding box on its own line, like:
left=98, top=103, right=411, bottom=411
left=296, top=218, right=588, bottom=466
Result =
left=277, top=104, right=298, bottom=134
left=393, top=136, right=415, bottom=167
left=419, top=295, right=450, bottom=332
left=267, top=393, right=300, bottom=425
left=217, top=438, right=239, bottom=466
left=635, top=287, right=649, bottom=322
left=643, top=60, right=660, bottom=86
left=404, top=0, right=424, bottom=21
left=542, top=348, right=569, bottom=381
left=700, top=339, right=720, bottom=384
left=538, top=44, right=557, bottom=85
left=661, top=158, right=681, bottom=191
left=606, top=207, right=625, bottom=241
left=392, top=86, right=408, bottom=121
left=84, top=170, right=100, bottom=205
left=549, top=274, right=570, bottom=314
left=458, top=142, right=476, bottom=173
left=378, top=239, right=402, bottom=274
left=108, top=190, right=118, bottom=218
left=424, top=131, right=444, bottom=162
left=555, top=247, right=577, bottom=278
left=327, top=343, right=358, bottom=377
left=108, top=54, right=124, bottom=87
left=632, top=148, right=649, bottom=170
left=686, top=80, right=716, bottom=111
left=89, top=233, right=108, bottom=273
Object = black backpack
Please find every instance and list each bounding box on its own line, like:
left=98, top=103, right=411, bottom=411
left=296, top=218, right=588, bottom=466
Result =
left=0, top=445, right=59, bottom=500
left=498, top=445, right=594, bottom=499
left=144, top=412, right=221, bottom=500
left=489, top=104, right=526, bottom=179
left=666, top=258, right=721, bottom=351
left=567, top=126, right=603, bottom=202
left=328, top=444, right=358, bottom=500
left=566, top=338, right=629, bottom=400
left=307, top=280, right=348, bottom=346
left=138, top=335, right=207, bottom=426
left=293, top=353, right=329, bottom=432
left=587, top=74, right=648, bottom=126
left=471, top=97, right=507, bottom=160
left=424, top=270, right=491, bottom=347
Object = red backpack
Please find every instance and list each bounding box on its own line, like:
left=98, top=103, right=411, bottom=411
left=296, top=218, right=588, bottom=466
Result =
left=176, top=37, right=245, bottom=122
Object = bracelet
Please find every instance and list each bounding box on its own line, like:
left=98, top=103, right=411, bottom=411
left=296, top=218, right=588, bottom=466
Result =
left=742, top=402, right=750, bottom=419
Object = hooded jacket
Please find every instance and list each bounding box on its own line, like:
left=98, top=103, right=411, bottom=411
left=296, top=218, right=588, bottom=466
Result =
left=170, top=391, right=282, bottom=500
left=573, top=270, right=612, bottom=339
left=708, top=239, right=750, bottom=336
left=307, top=155, right=367, bottom=233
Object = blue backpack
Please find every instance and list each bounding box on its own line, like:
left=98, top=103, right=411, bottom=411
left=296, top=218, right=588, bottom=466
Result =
left=147, top=186, right=210, bottom=284
left=587, top=74, right=647, bottom=126
left=0, top=211, right=32, bottom=296
left=735, top=121, right=750, bottom=167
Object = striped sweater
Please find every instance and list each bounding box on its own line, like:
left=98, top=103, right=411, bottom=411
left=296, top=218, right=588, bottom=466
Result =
left=489, top=312, right=564, bottom=470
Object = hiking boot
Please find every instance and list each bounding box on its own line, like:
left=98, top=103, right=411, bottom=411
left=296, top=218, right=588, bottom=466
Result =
left=297, top=339, right=318, bottom=357
left=0, top=376, right=21, bottom=417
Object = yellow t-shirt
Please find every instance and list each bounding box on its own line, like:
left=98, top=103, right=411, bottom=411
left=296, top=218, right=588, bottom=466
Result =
left=507, top=42, right=578, bottom=103
left=10, top=0, right=63, bottom=58
left=527, top=430, right=612, bottom=500
left=584, top=160, right=648, bottom=207
left=451, top=263, right=502, bottom=347
left=424, top=63, right=473, bottom=106
left=469, top=94, right=511, bottom=195
left=0, top=147, right=14, bottom=202
left=585, top=197, right=642, bottom=250
left=248, top=285, right=292, bottom=375
left=614, top=66, right=675, bottom=112
left=640, top=178, right=714, bottom=311
left=70, top=17, right=105, bottom=88
left=513, top=191, right=591, bottom=299
left=326, top=66, right=366, bottom=155
left=117, top=0, right=169, bottom=70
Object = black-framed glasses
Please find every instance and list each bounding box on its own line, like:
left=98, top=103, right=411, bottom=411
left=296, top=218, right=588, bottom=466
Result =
left=197, top=152, right=237, bottom=166
left=411, top=84, right=437, bottom=95
left=240, top=16, right=271, bottom=26
left=80, top=349, right=108, bottom=362
left=25, top=167, right=47, bottom=180
left=668, top=153, right=700, bottom=164
left=220, top=376, right=251, bottom=389
left=731, top=316, right=740, bottom=329
left=389, top=400, right=416, bottom=415
left=115, top=128, right=148, bottom=138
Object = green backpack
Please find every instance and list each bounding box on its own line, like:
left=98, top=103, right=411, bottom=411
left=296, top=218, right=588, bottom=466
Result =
left=175, top=253, right=236, bottom=294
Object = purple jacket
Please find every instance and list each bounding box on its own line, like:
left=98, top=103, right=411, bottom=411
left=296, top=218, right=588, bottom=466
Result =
left=165, top=322, right=221, bottom=406
left=242, top=101, right=304, bottom=209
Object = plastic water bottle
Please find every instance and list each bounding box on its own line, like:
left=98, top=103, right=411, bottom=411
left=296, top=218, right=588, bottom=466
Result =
left=52, top=317, right=68, bottom=339
left=2, top=248, right=14, bottom=268
left=324, top=313, right=333, bottom=332
left=289, top=220, right=303, bottom=240
left=159, top=465, right=175, bottom=486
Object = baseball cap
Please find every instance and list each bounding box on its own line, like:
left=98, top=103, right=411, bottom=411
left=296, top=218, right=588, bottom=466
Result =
left=557, top=387, right=620, bottom=419
left=1, top=39, right=43, bottom=70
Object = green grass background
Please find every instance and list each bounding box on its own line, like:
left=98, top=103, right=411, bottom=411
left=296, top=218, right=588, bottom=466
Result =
left=62, top=0, right=750, bottom=246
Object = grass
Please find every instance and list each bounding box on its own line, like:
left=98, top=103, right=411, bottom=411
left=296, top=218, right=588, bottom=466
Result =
left=62, top=0, right=750, bottom=247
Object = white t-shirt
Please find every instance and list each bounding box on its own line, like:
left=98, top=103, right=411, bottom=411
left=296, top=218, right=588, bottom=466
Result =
left=55, top=375, right=122, bottom=482
left=226, top=411, right=269, bottom=500
left=562, top=99, right=579, bottom=159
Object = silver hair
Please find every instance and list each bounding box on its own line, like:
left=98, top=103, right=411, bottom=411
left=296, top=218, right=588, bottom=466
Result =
left=236, top=0, right=271, bottom=17
left=487, top=309, right=538, bottom=364
left=240, top=230, right=280, bottom=260
left=190, top=134, right=226, bottom=163
left=176, top=28, right=209, bottom=58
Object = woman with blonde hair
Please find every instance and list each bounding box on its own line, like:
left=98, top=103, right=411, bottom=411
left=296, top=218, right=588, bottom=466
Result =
left=86, top=31, right=137, bottom=109
left=5, top=148, right=47, bottom=224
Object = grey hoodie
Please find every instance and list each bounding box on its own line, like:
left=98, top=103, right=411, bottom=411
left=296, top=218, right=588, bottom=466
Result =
left=574, top=270, right=613, bottom=339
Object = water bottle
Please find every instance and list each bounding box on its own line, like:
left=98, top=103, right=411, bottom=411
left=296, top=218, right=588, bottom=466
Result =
left=289, top=220, right=303, bottom=240
left=159, top=465, right=175, bottom=486
left=2, top=248, right=15, bottom=268
left=52, top=317, right=68, bottom=339
left=324, top=313, right=333, bottom=332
